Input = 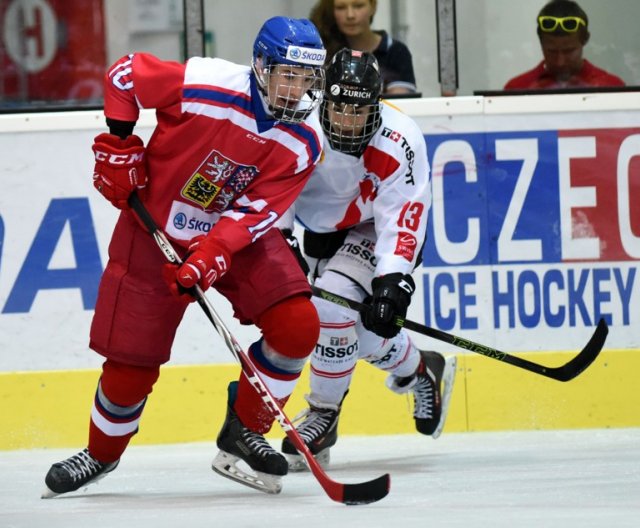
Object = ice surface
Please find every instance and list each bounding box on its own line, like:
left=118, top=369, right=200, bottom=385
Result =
left=1, top=429, right=639, bottom=528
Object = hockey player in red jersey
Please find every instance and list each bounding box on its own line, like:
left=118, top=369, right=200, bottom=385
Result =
left=279, top=49, right=457, bottom=470
left=43, top=17, right=326, bottom=497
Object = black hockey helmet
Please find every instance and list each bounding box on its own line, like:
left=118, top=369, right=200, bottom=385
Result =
left=321, top=48, right=382, bottom=155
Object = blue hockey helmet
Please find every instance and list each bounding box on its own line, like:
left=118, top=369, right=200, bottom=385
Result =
left=252, top=17, right=326, bottom=123
left=253, top=17, right=326, bottom=68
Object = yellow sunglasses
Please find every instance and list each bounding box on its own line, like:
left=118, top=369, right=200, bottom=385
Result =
left=538, top=16, right=586, bottom=33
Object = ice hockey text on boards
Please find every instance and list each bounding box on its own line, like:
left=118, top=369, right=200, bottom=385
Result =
left=421, top=266, right=636, bottom=330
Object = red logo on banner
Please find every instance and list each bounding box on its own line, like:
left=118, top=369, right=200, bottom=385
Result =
left=395, top=231, right=417, bottom=261
left=559, top=128, right=640, bottom=262
left=1, top=0, right=106, bottom=104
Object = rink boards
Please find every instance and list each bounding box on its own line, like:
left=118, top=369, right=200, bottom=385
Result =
left=1, top=93, right=639, bottom=449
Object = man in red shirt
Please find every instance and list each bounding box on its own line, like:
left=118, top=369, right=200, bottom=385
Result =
left=504, top=0, right=625, bottom=90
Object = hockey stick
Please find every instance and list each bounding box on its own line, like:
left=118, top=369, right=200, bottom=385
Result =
left=128, top=193, right=389, bottom=505
left=310, top=285, right=608, bottom=382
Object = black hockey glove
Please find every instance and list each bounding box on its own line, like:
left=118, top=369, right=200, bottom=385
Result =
left=281, top=229, right=310, bottom=276
left=361, top=273, right=415, bottom=338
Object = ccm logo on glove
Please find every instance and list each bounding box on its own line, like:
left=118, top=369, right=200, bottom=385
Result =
left=92, top=133, right=148, bottom=209
left=164, top=235, right=231, bottom=302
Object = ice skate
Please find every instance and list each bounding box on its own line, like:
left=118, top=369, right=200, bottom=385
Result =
left=42, top=448, right=119, bottom=498
left=413, top=350, right=457, bottom=438
left=431, top=353, right=457, bottom=438
left=281, top=402, right=340, bottom=472
left=212, top=382, right=288, bottom=494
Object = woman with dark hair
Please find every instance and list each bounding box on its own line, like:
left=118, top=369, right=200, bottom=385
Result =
left=504, top=0, right=625, bottom=89
left=310, top=0, right=417, bottom=95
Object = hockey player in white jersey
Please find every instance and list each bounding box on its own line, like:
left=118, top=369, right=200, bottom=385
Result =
left=280, top=48, right=456, bottom=470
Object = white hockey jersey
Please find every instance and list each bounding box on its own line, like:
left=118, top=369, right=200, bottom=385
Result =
left=293, top=102, right=431, bottom=276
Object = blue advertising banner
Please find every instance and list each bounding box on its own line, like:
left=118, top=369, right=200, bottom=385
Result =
left=1, top=104, right=638, bottom=371
left=420, top=127, right=639, bottom=334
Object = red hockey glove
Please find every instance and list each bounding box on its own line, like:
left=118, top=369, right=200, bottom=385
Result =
left=92, top=133, right=147, bottom=209
left=163, top=235, right=231, bottom=302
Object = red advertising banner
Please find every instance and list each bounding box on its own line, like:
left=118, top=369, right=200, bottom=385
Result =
left=0, top=0, right=106, bottom=106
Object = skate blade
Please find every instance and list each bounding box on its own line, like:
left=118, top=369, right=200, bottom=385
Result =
left=283, top=448, right=330, bottom=472
left=40, top=461, right=118, bottom=500
left=41, top=486, right=60, bottom=499
left=212, top=451, right=282, bottom=494
left=432, top=355, right=457, bottom=440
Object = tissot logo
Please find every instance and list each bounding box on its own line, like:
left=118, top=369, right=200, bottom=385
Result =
left=315, top=342, right=359, bottom=358
left=381, top=127, right=402, bottom=142
left=381, top=127, right=415, bottom=185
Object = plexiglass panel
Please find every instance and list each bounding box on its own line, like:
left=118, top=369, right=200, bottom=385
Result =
left=2, top=0, right=636, bottom=112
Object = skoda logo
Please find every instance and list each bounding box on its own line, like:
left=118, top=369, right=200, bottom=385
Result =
left=289, top=47, right=301, bottom=59
left=173, top=213, right=187, bottom=230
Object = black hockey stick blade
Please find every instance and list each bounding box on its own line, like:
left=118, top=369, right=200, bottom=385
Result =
left=340, top=474, right=390, bottom=505
left=196, top=302, right=390, bottom=504
left=311, top=285, right=609, bottom=382
left=217, top=323, right=391, bottom=505
left=541, top=317, right=608, bottom=382
left=128, top=193, right=390, bottom=504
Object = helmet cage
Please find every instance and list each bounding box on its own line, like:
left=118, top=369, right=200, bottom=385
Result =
left=253, top=59, right=325, bottom=123
left=321, top=100, right=381, bottom=155
left=321, top=48, right=383, bottom=154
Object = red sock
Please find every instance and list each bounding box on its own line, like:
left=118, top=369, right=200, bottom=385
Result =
left=233, top=295, right=319, bottom=433
left=88, top=360, right=159, bottom=462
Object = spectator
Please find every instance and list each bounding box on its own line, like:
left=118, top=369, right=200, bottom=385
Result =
left=504, top=0, right=625, bottom=90
left=42, top=16, right=326, bottom=498
left=310, top=0, right=417, bottom=95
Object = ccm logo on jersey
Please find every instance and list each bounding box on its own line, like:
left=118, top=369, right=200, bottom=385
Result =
left=394, top=231, right=417, bottom=262
left=94, top=150, right=144, bottom=165
left=381, top=127, right=416, bottom=185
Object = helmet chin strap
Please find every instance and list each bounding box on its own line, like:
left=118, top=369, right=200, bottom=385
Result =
left=253, top=68, right=279, bottom=119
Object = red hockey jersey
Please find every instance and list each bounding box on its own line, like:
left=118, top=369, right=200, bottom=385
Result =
left=103, top=53, right=323, bottom=254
